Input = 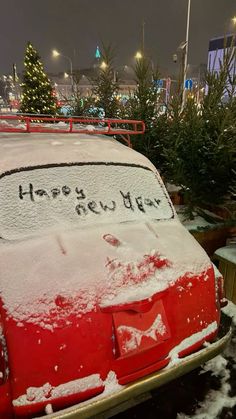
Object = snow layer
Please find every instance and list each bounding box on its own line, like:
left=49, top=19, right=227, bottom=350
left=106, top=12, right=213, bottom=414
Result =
left=37, top=371, right=123, bottom=419
left=117, top=313, right=167, bottom=353
left=175, top=206, right=222, bottom=232
left=168, top=321, right=218, bottom=367
left=177, top=354, right=236, bottom=419
left=0, top=133, right=154, bottom=174
left=222, top=300, right=236, bottom=325
left=13, top=371, right=121, bottom=408
left=0, top=132, right=212, bottom=328
left=214, top=245, right=236, bottom=264
left=45, top=404, right=53, bottom=415
left=0, top=164, right=173, bottom=240
left=13, top=373, right=103, bottom=406
left=0, top=219, right=211, bottom=328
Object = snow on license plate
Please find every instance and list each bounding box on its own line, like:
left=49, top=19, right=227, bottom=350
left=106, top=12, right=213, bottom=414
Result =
left=113, top=300, right=170, bottom=357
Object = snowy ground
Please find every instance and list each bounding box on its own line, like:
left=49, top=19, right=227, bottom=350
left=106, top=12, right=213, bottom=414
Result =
left=114, top=302, right=236, bottom=419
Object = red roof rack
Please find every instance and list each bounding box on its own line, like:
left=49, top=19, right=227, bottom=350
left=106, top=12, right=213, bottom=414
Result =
left=0, top=115, right=145, bottom=148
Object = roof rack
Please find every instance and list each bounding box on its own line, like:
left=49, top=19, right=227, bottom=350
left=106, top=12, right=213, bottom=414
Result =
left=0, top=115, right=145, bottom=148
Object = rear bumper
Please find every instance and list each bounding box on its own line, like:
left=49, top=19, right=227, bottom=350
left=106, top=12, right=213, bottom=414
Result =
left=43, top=312, right=232, bottom=419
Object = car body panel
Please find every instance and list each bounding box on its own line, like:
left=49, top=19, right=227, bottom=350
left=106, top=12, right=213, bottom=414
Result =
left=0, top=131, right=229, bottom=417
left=44, top=313, right=231, bottom=419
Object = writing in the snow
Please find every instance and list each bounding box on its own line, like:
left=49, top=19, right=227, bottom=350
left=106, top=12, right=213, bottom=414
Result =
left=18, top=183, right=161, bottom=215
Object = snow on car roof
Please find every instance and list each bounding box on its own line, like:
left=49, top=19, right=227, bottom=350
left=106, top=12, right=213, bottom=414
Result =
left=0, top=220, right=211, bottom=329
left=0, top=132, right=154, bottom=173
left=0, top=131, right=212, bottom=330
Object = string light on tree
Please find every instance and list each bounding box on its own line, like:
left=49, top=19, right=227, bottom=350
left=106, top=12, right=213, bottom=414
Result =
left=20, top=42, right=58, bottom=115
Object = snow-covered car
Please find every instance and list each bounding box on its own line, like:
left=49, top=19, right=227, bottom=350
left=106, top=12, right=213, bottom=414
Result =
left=0, top=115, right=231, bottom=418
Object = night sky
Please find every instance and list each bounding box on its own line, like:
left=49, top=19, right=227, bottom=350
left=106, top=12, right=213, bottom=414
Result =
left=0, top=0, right=235, bottom=76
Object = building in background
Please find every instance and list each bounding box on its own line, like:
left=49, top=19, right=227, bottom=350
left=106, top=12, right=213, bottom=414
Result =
left=207, top=34, right=236, bottom=99
left=50, top=66, right=137, bottom=102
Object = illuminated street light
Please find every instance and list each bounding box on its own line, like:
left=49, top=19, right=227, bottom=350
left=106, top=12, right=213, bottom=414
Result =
left=100, top=61, right=108, bottom=70
left=232, top=16, right=236, bottom=25
left=64, top=72, right=69, bottom=79
left=52, top=49, right=73, bottom=90
left=52, top=49, right=60, bottom=57
left=135, top=51, right=143, bottom=60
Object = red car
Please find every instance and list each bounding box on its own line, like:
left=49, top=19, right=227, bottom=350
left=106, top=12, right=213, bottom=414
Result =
left=0, top=116, right=231, bottom=418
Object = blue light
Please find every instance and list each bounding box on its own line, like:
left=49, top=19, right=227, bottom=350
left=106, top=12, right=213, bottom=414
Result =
left=95, top=46, right=101, bottom=59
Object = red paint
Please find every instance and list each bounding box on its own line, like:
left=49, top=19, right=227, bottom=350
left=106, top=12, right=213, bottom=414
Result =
left=118, top=357, right=170, bottom=385
left=0, top=115, right=145, bottom=140
left=0, top=114, right=222, bottom=417
left=105, top=252, right=171, bottom=286
left=0, top=265, right=220, bottom=417
left=113, top=300, right=171, bottom=357
left=13, top=385, right=104, bottom=418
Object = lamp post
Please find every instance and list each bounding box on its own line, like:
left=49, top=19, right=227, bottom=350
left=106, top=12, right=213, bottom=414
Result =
left=182, top=0, right=191, bottom=110
left=142, top=21, right=145, bottom=55
left=52, top=49, right=73, bottom=93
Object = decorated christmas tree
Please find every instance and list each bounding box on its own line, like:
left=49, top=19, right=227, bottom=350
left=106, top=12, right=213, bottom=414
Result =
left=20, top=42, right=57, bottom=115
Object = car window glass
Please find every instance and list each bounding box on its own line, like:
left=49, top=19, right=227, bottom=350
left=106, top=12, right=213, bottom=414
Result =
left=0, top=163, right=174, bottom=240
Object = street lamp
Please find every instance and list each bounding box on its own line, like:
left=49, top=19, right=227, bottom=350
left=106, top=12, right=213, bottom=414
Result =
left=100, top=61, right=108, bottom=70
left=232, top=16, right=236, bottom=25
left=52, top=49, right=73, bottom=91
left=135, top=51, right=155, bottom=75
left=135, top=51, right=143, bottom=60
left=182, top=0, right=192, bottom=110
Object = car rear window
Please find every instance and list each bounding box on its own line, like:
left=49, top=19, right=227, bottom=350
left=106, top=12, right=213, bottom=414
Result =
left=0, top=162, right=174, bottom=239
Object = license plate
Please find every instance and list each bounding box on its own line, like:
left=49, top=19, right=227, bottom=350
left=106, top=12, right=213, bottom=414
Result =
left=113, top=300, right=170, bottom=357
